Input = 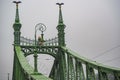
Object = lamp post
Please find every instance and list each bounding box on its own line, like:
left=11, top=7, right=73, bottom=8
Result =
left=34, top=23, right=46, bottom=73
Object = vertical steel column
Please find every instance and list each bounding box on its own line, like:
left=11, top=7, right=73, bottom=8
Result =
left=67, top=54, right=75, bottom=80
left=49, top=60, right=58, bottom=80
left=59, top=51, right=67, bottom=80
left=98, top=67, right=108, bottom=80
left=114, top=71, right=120, bottom=80
left=56, top=48, right=67, bottom=80
left=33, top=50, right=38, bottom=73
left=75, top=59, right=85, bottom=80
left=86, top=63, right=95, bottom=80
left=67, top=53, right=70, bottom=80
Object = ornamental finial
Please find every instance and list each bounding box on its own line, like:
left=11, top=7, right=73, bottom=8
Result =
left=13, top=1, right=21, bottom=23
left=56, top=3, right=64, bottom=8
left=56, top=3, right=64, bottom=24
left=13, top=1, right=21, bottom=4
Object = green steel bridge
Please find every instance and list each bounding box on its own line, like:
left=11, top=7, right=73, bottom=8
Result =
left=12, top=1, right=120, bottom=80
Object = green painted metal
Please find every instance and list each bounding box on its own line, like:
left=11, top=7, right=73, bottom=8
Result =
left=33, top=49, right=38, bottom=73
left=12, top=1, right=120, bottom=80
left=98, top=67, right=108, bottom=80
left=13, top=1, right=21, bottom=45
left=20, top=45, right=58, bottom=58
left=13, top=1, right=21, bottom=23
left=75, top=59, right=85, bottom=80
left=49, top=48, right=67, bottom=80
left=59, top=50, right=67, bottom=80
left=86, top=63, right=96, bottom=80
left=114, top=72, right=120, bottom=80
left=13, top=46, right=52, bottom=80
left=67, top=54, right=76, bottom=80
left=49, top=60, right=57, bottom=79
left=62, top=47, right=120, bottom=72
left=56, top=3, right=66, bottom=46
left=62, top=46, right=120, bottom=80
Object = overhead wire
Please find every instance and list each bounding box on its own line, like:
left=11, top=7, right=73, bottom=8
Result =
left=92, top=45, right=120, bottom=59
left=102, top=56, right=120, bottom=63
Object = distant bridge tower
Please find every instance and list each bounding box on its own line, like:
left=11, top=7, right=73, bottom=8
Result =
left=13, top=1, right=21, bottom=45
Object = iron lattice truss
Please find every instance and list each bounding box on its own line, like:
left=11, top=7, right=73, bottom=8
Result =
left=21, top=45, right=58, bottom=58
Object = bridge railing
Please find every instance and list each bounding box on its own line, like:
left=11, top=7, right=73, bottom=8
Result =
left=44, top=37, right=58, bottom=46
left=49, top=46, right=120, bottom=80
left=61, top=46, right=120, bottom=80
left=20, top=36, right=35, bottom=46
left=12, top=46, right=52, bottom=80
left=20, top=36, right=58, bottom=46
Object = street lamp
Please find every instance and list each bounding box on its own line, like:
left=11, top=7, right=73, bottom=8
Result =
left=35, top=23, right=46, bottom=45
left=34, top=23, right=46, bottom=73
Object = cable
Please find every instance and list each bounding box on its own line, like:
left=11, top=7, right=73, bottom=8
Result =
left=102, top=56, right=120, bottom=63
left=92, top=45, right=120, bottom=59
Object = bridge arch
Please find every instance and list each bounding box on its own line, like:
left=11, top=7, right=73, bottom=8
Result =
left=24, top=51, right=57, bottom=58
left=21, top=46, right=58, bottom=58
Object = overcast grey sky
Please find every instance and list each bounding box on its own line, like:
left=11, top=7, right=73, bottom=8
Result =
left=0, top=0, right=120, bottom=80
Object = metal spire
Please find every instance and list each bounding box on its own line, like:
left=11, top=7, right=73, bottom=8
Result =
left=56, top=3, right=66, bottom=46
left=56, top=3, right=64, bottom=24
left=13, top=1, right=22, bottom=45
left=13, top=1, right=21, bottom=23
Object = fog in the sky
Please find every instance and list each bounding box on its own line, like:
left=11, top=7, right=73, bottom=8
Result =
left=0, top=0, right=120, bottom=80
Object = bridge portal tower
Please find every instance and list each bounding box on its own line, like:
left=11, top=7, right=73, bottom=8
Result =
left=13, top=1, right=21, bottom=45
